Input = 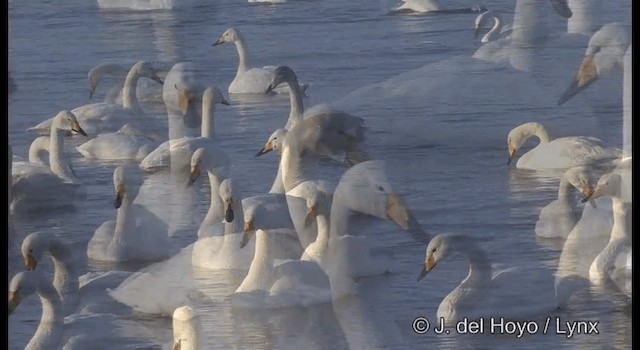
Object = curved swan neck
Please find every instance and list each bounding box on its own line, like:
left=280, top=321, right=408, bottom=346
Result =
left=233, top=33, right=250, bottom=74
left=328, top=192, right=351, bottom=238
left=47, top=238, right=79, bottom=304
left=622, top=45, right=631, bottom=157
left=522, top=123, right=551, bottom=145
left=48, top=127, right=72, bottom=180
left=29, top=137, right=49, bottom=164
left=610, top=199, right=631, bottom=241
left=122, top=66, right=143, bottom=112
left=284, top=79, right=305, bottom=129
left=567, top=0, right=601, bottom=35
left=280, top=147, right=302, bottom=193
left=460, top=245, right=493, bottom=286
left=201, top=98, right=214, bottom=138
left=484, top=14, right=503, bottom=42
left=111, top=194, right=134, bottom=249
left=314, top=213, right=331, bottom=251
left=29, top=283, right=64, bottom=349
left=512, top=0, right=550, bottom=44
left=268, top=165, right=286, bottom=194
left=238, top=231, right=273, bottom=292
left=557, top=177, right=576, bottom=201
left=200, top=171, right=223, bottom=230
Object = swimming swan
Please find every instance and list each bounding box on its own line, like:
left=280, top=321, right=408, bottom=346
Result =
left=534, top=166, right=594, bottom=239
left=11, top=111, right=87, bottom=214
left=140, top=87, right=230, bottom=174
left=474, top=10, right=509, bottom=43
left=393, top=0, right=486, bottom=14
left=21, top=231, right=132, bottom=316
left=88, top=62, right=164, bottom=103
left=76, top=123, right=160, bottom=161
left=506, top=121, right=621, bottom=170
left=172, top=306, right=203, bottom=350
left=87, top=165, right=171, bottom=262
left=28, top=61, right=163, bottom=136
left=417, top=233, right=558, bottom=326
left=212, top=28, right=309, bottom=95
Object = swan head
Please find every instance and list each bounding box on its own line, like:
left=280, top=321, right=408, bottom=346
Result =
left=417, top=234, right=466, bottom=281
left=558, top=23, right=630, bottom=105
left=212, top=27, right=241, bottom=46
left=219, top=178, right=235, bottom=223
left=172, top=306, right=202, bottom=350
left=255, top=129, right=288, bottom=157
left=294, top=183, right=332, bottom=228
left=549, top=0, right=573, bottom=19
left=187, top=147, right=229, bottom=187
left=563, top=166, right=594, bottom=199
left=336, top=160, right=410, bottom=230
left=203, top=86, right=230, bottom=107
left=20, top=231, right=50, bottom=271
left=8, top=271, right=41, bottom=316
left=506, top=122, right=545, bottom=165
left=240, top=202, right=257, bottom=248
left=53, top=110, right=87, bottom=136
left=265, top=66, right=298, bottom=94
left=113, top=166, right=141, bottom=208
left=582, top=171, right=622, bottom=202
left=131, top=60, right=164, bottom=85
left=175, top=85, right=197, bottom=115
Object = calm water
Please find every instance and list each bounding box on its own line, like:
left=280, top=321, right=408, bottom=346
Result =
left=8, top=0, right=631, bottom=349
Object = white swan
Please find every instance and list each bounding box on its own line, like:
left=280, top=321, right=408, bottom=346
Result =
left=76, top=123, right=160, bottom=161
left=11, top=111, right=87, bottom=214
left=417, top=233, right=558, bottom=325
left=393, top=0, right=485, bottom=14
left=88, top=62, right=164, bottom=103
left=474, top=10, right=509, bottom=43
left=28, top=135, right=52, bottom=165
left=534, top=166, right=594, bottom=239
left=21, top=231, right=132, bottom=316
left=506, top=121, right=621, bottom=170
left=140, top=87, right=230, bottom=174
left=87, top=165, right=171, bottom=262
left=28, top=61, right=164, bottom=136
left=212, top=28, right=309, bottom=95
left=172, top=306, right=203, bottom=350
left=584, top=169, right=631, bottom=290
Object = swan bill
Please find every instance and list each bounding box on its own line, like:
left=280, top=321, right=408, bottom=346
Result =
left=581, top=183, right=605, bottom=203
left=24, top=253, right=37, bottom=271
left=71, top=119, right=88, bottom=137
left=558, top=54, right=598, bottom=106
left=115, top=184, right=125, bottom=209
left=386, top=193, right=410, bottom=230
left=177, top=88, right=191, bottom=115
left=264, top=84, right=275, bottom=94
left=549, top=0, right=573, bottom=19
left=304, top=205, right=317, bottom=228
left=225, top=199, right=235, bottom=223
left=220, top=95, right=230, bottom=106
left=507, top=142, right=517, bottom=165
left=417, top=252, right=437, bottom=281
left=255, top=140, right=274, bottom=157
left=172, top=339, right=181, bottom=350
left=188, top=163, right=201, bottom=187
left=240, top=221, right=255, bottom=248
left=149, top=70, right=164, bottom=85
left=8, top=291, right=20, bottom=316
left=212, top=37, right=225, bottom=46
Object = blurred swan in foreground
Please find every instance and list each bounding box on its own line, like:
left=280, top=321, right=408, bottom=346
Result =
left=584, top=166, right=631, bottom=296
left=172, top=306, right=203, bottom=349
left=76, top=123, right=159, bottom=161
left=534, top=166, right=594, bottom=239
left=392, top=0, right=486, bottom=14
left=87, top=166, right=170, bottom=262
left=417, top=233, right=558, bottom=325
left=21, top=232, right=132, bottom=316
left=212, top=28, right=309, bottom=95
left=507, top=122, right=621, bottom=170
left=140, top=87, right=230, bottom=174
left=28, top=61, right=163, bottom=136
left=11, top=111, right=87, bottom=214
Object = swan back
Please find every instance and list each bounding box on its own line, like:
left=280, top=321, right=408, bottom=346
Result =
left=172, top=306, right=203, bottom=350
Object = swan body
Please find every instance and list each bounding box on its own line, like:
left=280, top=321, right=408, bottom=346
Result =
left=534, top=166, right=594, bottom=239
left=507, top=122, right=621, bottom=170
left=11, top=111, right=87, bottom=214
left=28, top=61, right=163, bottom=136
left=417, top=234, right=558, bottom=325
left=394, top=0, right=485, bottom=14
left=212, top=28, right=309, bottom=95
left=76, top=123, right=159, bottom=161
left=172, top=306, right=203, bottom=350
left=140, top=87, right=230, bottom=174
left=87, top=166, right=170, bottom=262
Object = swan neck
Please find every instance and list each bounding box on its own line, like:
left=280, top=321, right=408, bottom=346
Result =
left=567, top=0, right=602, bottom=35
left=49, top=239, right=79, bottom=303
left=315, top=213, right=331, bottom=248
left=122, top=67, right=143, bottom=112
left=285, top=79, right=304, bottom=129
left=237, top=231, right=273, bottom=292
left=112, top=195, right=133, bottom=248
left=234, top=35, right=250, bottom=74
left=329, top=192, right=350, bottom=238
left=557, top=177, right=574, bottom=199
left=280, top=147, right=300, bottom=193
left=488, top=15, right=503, bottom=38
left=623, top=45, right=631, bottom=157
left=201, top=99, right=214, bottom=138
left=512, top=0, right=550, bottom=44
left=48, top=128, right=70, bottom=180
left=30, top=284, right=64, bottom=348
left=458, top=242, right=492, bottom=286
left=610, top=199, right=631, bottom=241
left=531, top=124, right=551, bottom=144
left=268, top=164, right=286, bottom=194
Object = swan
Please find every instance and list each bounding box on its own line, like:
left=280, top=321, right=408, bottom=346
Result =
left=87, top=165, right=171, bottom=262
left=417, top=233, right=558, bottom=325
left=21, top=231, right=132, bottom=316
left=162, top=62, right=204, bottom=137
left=534, top=166, right=594, bottom=239
left=172, top=306, right=203, bottom=350
left=506, top=121, right=621, bottom=170
left=558, top=22, right=630, bottom=106
left=583, top=169, right=631, bottom=290
left=28, top=135, right=52, bottom=165
left=76, top=123, right=160, bottom=161
left=474, top=10, right=509, bottom=43
left=212, top=28, right=309, bottom=95
left=11, top=111, right=87, bottom=214
left=88, top=62, right=164, bottom=103
left=140, top=87, right=230, bottom=174
left=393, top=0, right=486, bottom=14
left=27, top=61, right=164, bottom=136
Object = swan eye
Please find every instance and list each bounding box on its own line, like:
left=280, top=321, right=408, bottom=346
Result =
left=431, top=248, right=437, bottom=254
left=29, top=249, right=33, bottom=253
left=377, top=186, right=385, bottom=192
